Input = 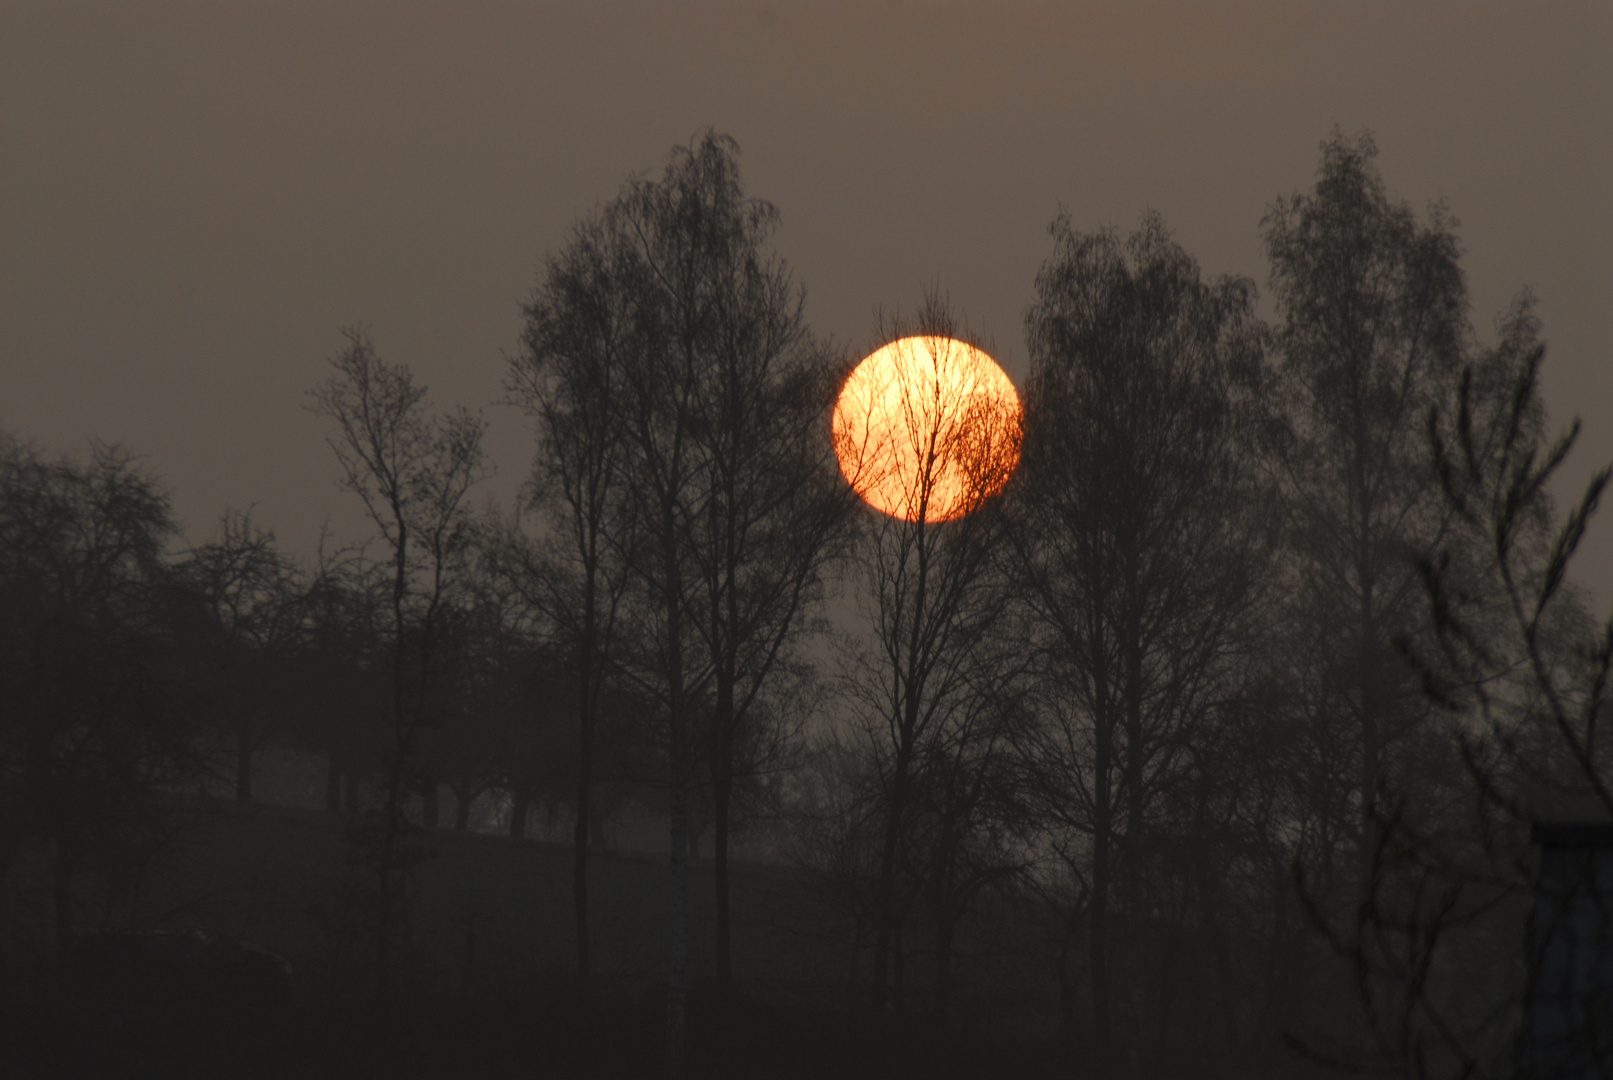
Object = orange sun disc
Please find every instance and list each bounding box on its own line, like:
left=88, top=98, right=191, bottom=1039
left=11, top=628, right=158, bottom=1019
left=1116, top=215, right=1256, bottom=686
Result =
left=831, top=335, right=1023, bottom=523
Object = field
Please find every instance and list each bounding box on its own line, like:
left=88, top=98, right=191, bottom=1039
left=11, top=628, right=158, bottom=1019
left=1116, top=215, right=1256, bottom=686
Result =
left=0, top=800, right=1063, bottom=1079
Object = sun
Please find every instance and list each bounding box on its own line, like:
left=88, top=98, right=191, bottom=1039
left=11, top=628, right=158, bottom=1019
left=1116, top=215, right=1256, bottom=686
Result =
left=832, top=335, right=1023, bottom=523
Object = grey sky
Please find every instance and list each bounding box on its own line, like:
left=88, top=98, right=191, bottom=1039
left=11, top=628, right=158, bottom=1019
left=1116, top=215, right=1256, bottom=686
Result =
left=3, top=2, right=1609, bottom=603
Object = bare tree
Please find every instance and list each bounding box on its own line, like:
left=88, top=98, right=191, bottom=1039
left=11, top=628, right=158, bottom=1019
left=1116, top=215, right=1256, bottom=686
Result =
left=833, top=296, right=1025, bottom=1021
left=1264, top=129, right=1469, bottom=901
left=307, top=329, right=487, bottom=998
left=1011, top=212, right=1273, bottom=1064
left=533, top=131, right=851, bottom=1076
left=1294, top=291, right=1613, bottom=1080
left=672, top=178, right=852, bottom=992
left=509, top=207, right=637, bottom=997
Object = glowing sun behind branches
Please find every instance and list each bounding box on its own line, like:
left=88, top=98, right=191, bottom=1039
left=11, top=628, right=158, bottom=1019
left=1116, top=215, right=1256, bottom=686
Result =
left=832, top=335, right=1023, bottom=523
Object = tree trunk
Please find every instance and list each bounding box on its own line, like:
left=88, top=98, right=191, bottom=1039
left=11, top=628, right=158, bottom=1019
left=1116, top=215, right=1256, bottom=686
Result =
left=934, top=906, right=955, bottom=1025
left=664, top=524, right=691, bottom=1080
left=1056, top=913, right=1081, bottom=1048
left=421, top=779, right=439, bottom=830
left=892, top=918, right=906, bottom=1014
left=509, top=787, right=531, bottom=839
left=326, top=750, right=342, bottom=813
left=454, top=785, right=473, bottom=831
left=666, top=730, right=690, bottom=1079
left=574, top=568, right=601, bottom=997
left=711, top=746, right=734, bottom=987
left=235, top=728, right=254, bottom=804
left=1354, top=384, right=1382, bottom=897
left=575, top=715, right=594, bottom=995
left=1089, top=642, right=1116, bottom=1053
left=874, top=517, right=933, bottom=1018
left=52, top=837, right=76, bottom=957
left=1358, top=599, right=1381, bottom=894
left=1123, top=609, right=1145, bottom=865
left=1090, top=865, right=1110, bottom=1053
left=0, top=835, right=17, bottom=977
left=375, top=775, right=401, bottom=1000
left=872, top=747, right=913, bottom=1013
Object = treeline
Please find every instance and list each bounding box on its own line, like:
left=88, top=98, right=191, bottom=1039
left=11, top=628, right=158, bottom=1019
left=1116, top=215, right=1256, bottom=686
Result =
left=2, top=128, right=1608, bottom=1080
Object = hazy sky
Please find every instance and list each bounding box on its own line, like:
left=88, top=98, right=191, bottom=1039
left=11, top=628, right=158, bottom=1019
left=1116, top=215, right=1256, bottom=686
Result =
left=3, top=2, right=1610, bottom=603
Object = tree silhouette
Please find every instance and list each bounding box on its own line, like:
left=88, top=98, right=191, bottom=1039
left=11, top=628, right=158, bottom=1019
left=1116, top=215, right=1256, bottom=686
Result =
left=1264, top=129, right=1468, bottom=900
left=307, top=329, right=488, bottom=998
left=176, top=509, right=303, bottom=804
left=516, top=131, right=851, bottom=1075
left=509, top=203, right=639, bottom=996
left=833, top=294, right=1026, bottom=1022
left=1303, top=295, right=1612, bottom=1080
left=1013, top=212, right=1273, bottom=1064
left=0, top=436, right=199, bottom=956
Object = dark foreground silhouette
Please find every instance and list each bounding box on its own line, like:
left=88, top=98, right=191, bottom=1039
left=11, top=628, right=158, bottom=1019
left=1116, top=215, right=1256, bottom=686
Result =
left=7, top=962, right=1158, bottom=1080
left=31, top=931, right=294, bottom=1078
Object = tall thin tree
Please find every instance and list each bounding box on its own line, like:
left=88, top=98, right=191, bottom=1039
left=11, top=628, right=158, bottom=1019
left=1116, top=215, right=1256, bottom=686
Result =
left=1263, top=129, right=1467, bottom=896
left=308, top=330, right=487, bottom=997
left=834, top=296, right=1024, bottom=1019
left=1013, top=211, right=1272, bottom=1060
left=509, top=208, right=636, bottom=997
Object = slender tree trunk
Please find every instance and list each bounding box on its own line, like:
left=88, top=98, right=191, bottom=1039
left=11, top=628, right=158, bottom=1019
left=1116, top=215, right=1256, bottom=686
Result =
left=710, top=532, right=742, bottom=991
left=711, top=708, right=734, bottom=987
left=455, top=785, right=473, bottom=831
left=1123, top=628, right=1144, bottom=854
left=1090, top=697, right=1114, bottom=1054
left=1358, top=590, right=1380, bottom=893
left=872, top=744, right=913, bottom=1013
left=574, top=581, right=598, bottom=997
left=0, top=834, right=18, bottom=977
left=376, top=518, right=410, bottom=1002
left=1083, top=601, right=1117, bottom=1055
left=1120, top=572, right=1146, bottom=1067
left=235, top=728, right=255, bottom=804
left=462, top=918, right=478, bottom=993
left=510, top=788, right=531, bottom=838
left=1056, top=913, right=1080, bottom=1048
left=1353, top=391, right=1382, bottom=896
left=711, top=775, right=732, bottom=980
left=667, top=747, right=691, bottom=1080
left=574, top=706, right=594, bottom=996
left=52, top=837, right=76, bottom=958
left=343, top=762, right=358, bottom=814
left=934, top=904, right=955, bottom=1025
left=1193, top=774, right=1239, bottom=1052
left=326, top=750, right=342, bottom=813
left=848, top=921, right=864, bottom=1009
left=0, top=835, right=17, bottom=924
left=375, top=761, right=404, bottom=999
left=421, top=779, right=439, bottom=830
left=893, top=918, right=906, bottom=1014
left=663, top=517, right=691, bottom=1080
left=873, top=520, right=932, bottom=1016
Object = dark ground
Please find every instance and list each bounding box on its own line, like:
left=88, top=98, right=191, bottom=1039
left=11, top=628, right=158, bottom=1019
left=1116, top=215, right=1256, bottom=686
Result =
left=0, top=802, right=1125, bottom=1079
